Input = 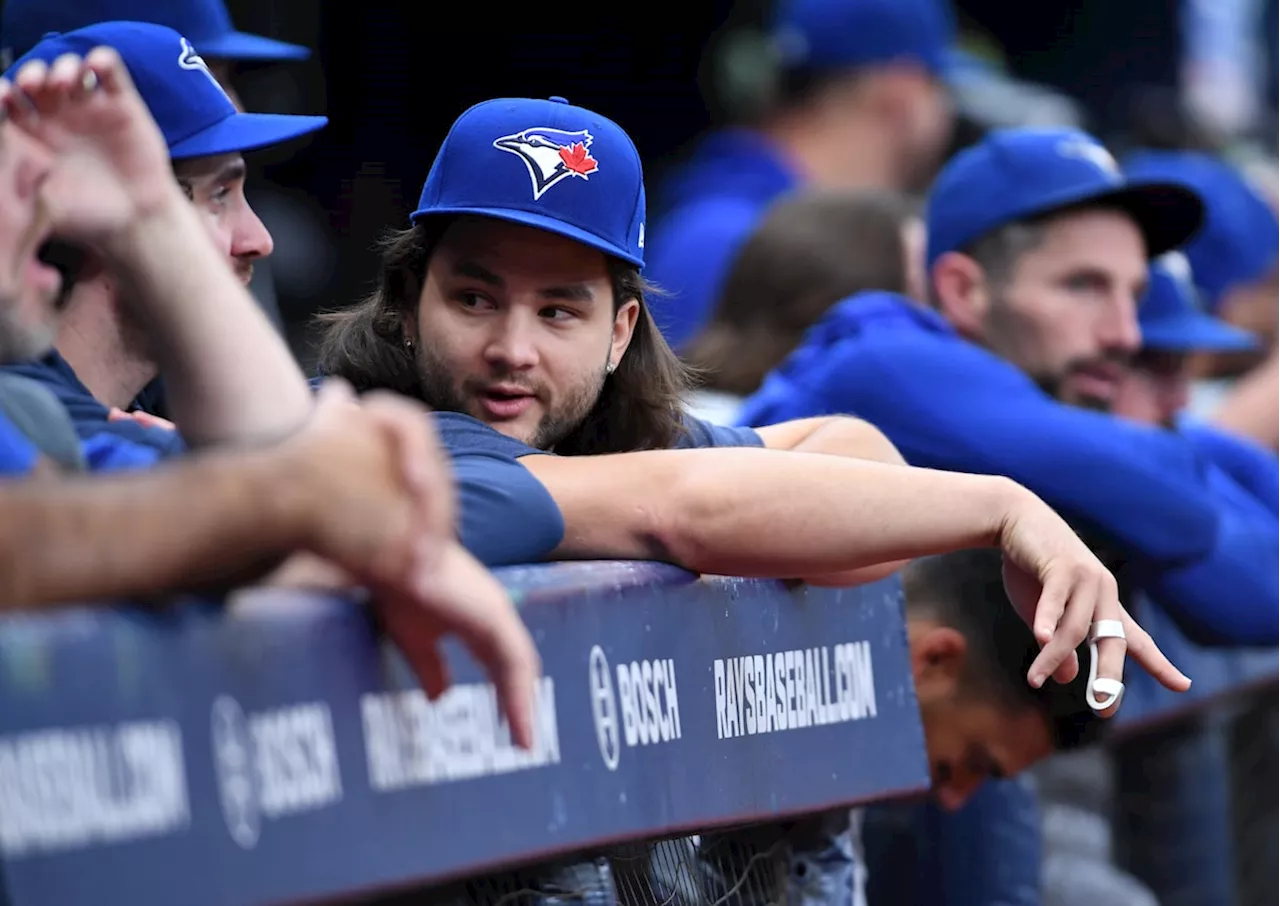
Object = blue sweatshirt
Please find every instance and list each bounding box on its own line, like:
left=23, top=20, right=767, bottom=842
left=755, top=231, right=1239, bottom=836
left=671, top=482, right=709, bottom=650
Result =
left=646, top=130, right=800, bottom=350
left=737, top=291, right=1277, bottom=645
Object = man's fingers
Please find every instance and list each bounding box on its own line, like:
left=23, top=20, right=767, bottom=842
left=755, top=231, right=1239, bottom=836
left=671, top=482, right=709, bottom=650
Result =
left=1090, top=635, right=1127, bottom=718
left=382, top=602, right=451, bottom=700
left=1029, top=575, right=1093, bottom=688
left=83, top=47, right=131, bottom=96
left=313, top=376, right=355, bottom=406
left=46, top=54, right=83, bottom=101
left=1050, top=649, right=1080, bottom=685
left=413, top=544, right=541, bottom=749
left=417, top=642, right=450, bottom=701
left=1031, top=569, right=1070, bottom=647
left=8, top=60, right=50, bottom=121
left=1124, top=614, right=1192, bottom=692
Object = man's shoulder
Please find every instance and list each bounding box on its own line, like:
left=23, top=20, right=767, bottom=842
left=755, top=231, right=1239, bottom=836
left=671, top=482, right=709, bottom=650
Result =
left=435, top=412, right=544, bottom=460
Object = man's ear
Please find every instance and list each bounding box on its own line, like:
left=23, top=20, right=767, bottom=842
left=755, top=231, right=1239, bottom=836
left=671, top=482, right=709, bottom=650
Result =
left=910, top=624, right=969, bottom=702
left=930, top=251, right=992, bottom=341
left=609, top=297, right=640, bottom=370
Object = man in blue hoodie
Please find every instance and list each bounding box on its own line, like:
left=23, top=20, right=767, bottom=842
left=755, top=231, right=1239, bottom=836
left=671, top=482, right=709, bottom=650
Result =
left=645, top=0, right=956, bottom=349
left=1124, top=150, right=1280, bottom=452
left=739, top=126, right=1277, bottom=647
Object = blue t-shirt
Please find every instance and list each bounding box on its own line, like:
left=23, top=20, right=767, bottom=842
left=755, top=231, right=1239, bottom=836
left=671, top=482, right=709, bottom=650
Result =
left=0, top=410, right=38, bottom=476
left=2, top=352, right=184, bottom=471
left=438, top=412, right=763, bottom=566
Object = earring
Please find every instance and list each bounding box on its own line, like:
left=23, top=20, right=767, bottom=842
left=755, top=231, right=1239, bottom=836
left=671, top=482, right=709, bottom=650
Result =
left=606, top=361, right=616, bottom=375
left=403, top=336, right=413, bottom=352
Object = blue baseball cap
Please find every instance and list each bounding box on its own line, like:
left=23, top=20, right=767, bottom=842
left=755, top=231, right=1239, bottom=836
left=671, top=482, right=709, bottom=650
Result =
left=1139, top=252, right=1258, bottom=353
left=0, top=0, right=308, bottom=68
left=411, top=96, right=646, bottom=268
left=1124, top=151, right=1279, bottom=313
left=769, top=0, right=954, bottom=78
left=5, top=22, right=326, bottom=160
left=926, top=128, right=1204, bottom=270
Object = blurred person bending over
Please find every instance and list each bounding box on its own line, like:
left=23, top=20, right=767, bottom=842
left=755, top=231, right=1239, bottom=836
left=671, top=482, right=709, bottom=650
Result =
left=1124, top=150, right=1280, bottom=451
left=0, top=22, right=325, bottom=468
left=682, top=188, right=923, bottom=423
left=0, top=48, right=539, bottom=741
left=645, top=0, right=955, bottom=349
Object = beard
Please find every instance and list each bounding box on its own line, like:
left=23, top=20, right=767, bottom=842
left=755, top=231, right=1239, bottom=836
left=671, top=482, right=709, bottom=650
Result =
left=0, top=291, right=56, bottom=365
left=1031, top=371, right=1114, bottom=413
left=413, top=339, right=607, bottom=451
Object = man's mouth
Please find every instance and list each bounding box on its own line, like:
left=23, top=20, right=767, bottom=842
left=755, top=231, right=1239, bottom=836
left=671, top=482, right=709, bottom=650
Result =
left=477, top=385, right=536, bottom=420
left=1068, top=362, right=1123, bottom=403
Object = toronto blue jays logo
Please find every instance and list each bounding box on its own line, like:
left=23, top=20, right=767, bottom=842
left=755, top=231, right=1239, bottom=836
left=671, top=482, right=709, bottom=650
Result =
left=1056, top=136, right=1122, bottom=181
left=177, top=37, right=227, bottom=96
left=493, top=127, right=600, bottom=201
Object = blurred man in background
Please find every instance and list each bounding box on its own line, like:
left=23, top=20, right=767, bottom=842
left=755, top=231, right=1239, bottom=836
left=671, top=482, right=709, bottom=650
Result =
left=1124, top=150, right=1279, bottom=451
left=645, top=0, right=955, bottom=349
left=1, top=0, right=322, bottom=418
left=739, top=126, right=1278, bottom=647
left=0, top=21, right=325, bottom=468
left=682, top=188, right=923, bottom=424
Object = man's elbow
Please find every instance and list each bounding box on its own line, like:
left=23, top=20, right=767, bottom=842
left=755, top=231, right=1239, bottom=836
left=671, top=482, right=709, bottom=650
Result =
left=808, top=415, right=908, bottom=466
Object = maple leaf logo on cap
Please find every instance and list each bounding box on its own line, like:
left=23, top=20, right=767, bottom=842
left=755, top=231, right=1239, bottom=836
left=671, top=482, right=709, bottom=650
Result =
left=494, top=127, right=601, bottom=200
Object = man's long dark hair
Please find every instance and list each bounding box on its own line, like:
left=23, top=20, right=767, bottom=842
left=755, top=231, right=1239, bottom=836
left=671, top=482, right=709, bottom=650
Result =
left=313, top=221, right=696, bottom=454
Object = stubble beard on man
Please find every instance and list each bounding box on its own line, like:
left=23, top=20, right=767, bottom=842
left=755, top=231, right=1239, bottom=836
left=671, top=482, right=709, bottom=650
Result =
left=413, top=340, right=607, bottom=452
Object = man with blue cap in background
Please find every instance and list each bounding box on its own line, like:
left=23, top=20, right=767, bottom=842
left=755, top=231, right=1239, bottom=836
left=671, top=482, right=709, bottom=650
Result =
left=0, top=21, right=326, bottom=470
left=1124, top=150, right=1279, bottom=452
left=739, top=125, right=1277, bottom=647
left=1115, top=252, right=1260, bottom=428
left=645, top=0, right=956, bottom=350
left=1114, top=252, right=1277, bottom=518
left=1, top=0, right=319, bottom=417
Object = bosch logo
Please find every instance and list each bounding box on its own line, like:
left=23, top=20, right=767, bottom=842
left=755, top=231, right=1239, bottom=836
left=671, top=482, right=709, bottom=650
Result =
left=588, top=646, right=620, bottom=771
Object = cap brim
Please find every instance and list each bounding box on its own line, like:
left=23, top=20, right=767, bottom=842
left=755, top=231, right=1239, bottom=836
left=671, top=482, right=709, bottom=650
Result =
left=1141, top=314, right=1260, bottom=352
left=410, top=206, right=644, bottom=268
left=195, top=30, right=311, bottom=62
left=169, top=112, right=327, bottom=160
left=1073, top=181, right=1205, bottom=259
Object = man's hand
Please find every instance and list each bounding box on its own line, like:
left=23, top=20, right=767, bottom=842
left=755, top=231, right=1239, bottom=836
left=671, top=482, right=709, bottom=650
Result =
left=108, top=407, right=178, bottom=432
left=0, top=48, right=180, bottom=246
left=278, top=380, right=541, bottom=747
left=993, top=481, right=1192, bottom=716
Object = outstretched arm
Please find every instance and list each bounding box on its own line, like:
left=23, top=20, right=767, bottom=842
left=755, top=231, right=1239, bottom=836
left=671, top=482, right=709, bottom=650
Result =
left=518, top=446, right=1191, bottom=712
